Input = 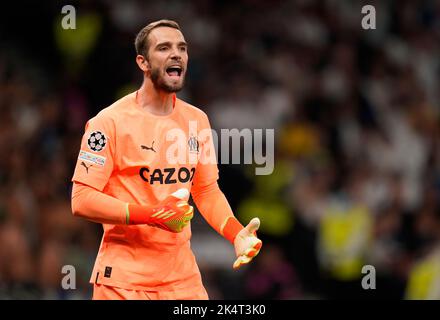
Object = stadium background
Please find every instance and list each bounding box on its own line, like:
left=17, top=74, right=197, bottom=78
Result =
left=0, top=0, right=439, bottom=299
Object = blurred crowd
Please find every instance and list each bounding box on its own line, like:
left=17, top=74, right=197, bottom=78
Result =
left=0, top=0, right=439, bottom=299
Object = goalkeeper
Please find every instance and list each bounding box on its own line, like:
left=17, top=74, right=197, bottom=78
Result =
left=70, top=19, right=262, bottom=300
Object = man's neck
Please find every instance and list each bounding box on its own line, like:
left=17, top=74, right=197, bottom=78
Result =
left=137, top=80, right=175, bottom=116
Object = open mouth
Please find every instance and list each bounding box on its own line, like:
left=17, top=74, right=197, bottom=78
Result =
left=166, top=66, right=183, bottom=78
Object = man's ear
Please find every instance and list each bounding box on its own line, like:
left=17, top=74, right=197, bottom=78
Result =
left=136, top=54, right=149, bottom=72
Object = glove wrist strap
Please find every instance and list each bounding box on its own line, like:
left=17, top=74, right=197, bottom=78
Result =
left=221, top=216, right=244, bottom=244
left=127, top=203, right=155, bottom=225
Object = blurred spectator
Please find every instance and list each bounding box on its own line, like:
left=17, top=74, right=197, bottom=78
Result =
left=243, top=243, right=302, bottom=299
left=405, top=192, right=440, bottom=299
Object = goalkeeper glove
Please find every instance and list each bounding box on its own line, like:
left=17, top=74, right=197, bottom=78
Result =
left=126, top=188, right=194, bottom=233
left=233, top=217, right=263, bottom=269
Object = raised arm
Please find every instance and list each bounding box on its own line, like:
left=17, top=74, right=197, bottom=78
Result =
left=191, top=113, right=262, bottom=269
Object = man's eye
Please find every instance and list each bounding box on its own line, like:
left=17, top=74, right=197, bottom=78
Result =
left=159, top=47, right=168, bottom=51
left=180, top=47, right=187, bottom=52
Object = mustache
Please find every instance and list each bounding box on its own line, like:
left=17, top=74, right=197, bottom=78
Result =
left=165, top=62, right=184, bottom=68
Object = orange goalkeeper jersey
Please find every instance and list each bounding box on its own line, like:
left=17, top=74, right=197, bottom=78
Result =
left=71, top=91, right=219, bottom=291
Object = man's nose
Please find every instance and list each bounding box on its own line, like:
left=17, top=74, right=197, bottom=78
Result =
left=170, top=47, right=182, bottom=60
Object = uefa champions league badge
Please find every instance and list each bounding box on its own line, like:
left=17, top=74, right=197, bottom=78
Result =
left=87, top=131, right=107, bottom=152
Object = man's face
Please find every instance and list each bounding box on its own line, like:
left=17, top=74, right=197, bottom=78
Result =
left=145, top=27, right=188, bottom=93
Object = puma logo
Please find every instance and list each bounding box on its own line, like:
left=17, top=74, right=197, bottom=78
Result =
left=141, top=141, right=156, bottom=153
left=81, top=161, right=92, bottom=174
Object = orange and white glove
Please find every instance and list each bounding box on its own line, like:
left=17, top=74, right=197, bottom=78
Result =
left=127, top=188, right=194, bottom=233
left=233, top=218, right=263, bottom=269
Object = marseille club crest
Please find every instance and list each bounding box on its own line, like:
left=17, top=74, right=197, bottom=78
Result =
left=188, top=135, right=199, bottom=154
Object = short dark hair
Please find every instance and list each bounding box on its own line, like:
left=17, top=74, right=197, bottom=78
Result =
left=135, top=19, right=181, bottom=58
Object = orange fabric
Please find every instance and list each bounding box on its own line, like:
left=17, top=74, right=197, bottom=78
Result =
left=71, top=182, right=126, bottom=225
left=191, top=180, right=244, bottom=241
left=92, top=284, right=208, bottom=300
left=71, top=91, right=235, bottom=292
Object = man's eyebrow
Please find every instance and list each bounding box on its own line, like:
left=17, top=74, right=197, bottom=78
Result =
left=155, top=41, right=188, bottom=48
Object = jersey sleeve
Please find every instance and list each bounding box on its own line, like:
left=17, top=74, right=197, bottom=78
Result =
left=71, top=113, right=116, bottom=191
left=191, top=112, right=245, bottom=242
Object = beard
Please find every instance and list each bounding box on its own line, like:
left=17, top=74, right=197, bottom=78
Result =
left=150, top=66, right=185, bottom=93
